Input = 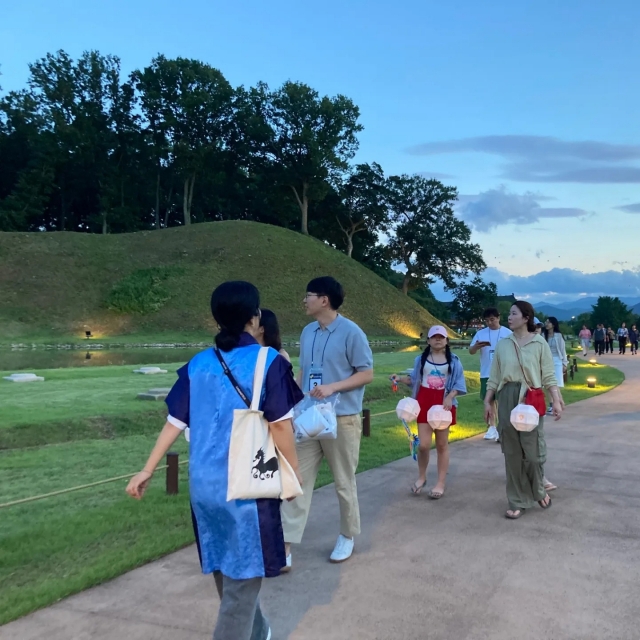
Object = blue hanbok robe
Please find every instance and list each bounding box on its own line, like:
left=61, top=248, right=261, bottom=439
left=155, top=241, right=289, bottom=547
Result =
left=165, top=333, right=303, bottom=579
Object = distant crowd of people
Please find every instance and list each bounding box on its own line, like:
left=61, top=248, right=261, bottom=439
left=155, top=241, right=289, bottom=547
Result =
left=124, top=280, right=566, bottom=639
left=579, top=323, right=638, bottom=356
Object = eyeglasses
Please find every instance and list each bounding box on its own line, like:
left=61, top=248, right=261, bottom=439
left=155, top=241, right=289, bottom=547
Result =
left=304, top=293, right=323, bottom=299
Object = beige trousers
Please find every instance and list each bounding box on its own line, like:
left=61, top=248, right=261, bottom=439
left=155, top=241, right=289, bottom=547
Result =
left=281, top=414, right=363, bottom=544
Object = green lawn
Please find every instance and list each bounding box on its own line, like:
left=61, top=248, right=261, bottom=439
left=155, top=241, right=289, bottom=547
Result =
left=0, top=348, right=624, bottom=625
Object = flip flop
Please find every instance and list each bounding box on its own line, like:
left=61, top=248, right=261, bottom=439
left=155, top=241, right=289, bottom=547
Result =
left=411, top=480, right=426, bottom=495
left=505, top=508, right=525, bottom=519
left=428, top=489, right=444, bottom=500
left=538, top=496, right=552, bottom=509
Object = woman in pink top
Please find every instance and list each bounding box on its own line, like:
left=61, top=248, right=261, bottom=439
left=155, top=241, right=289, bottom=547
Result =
left=578, top=325, right=592, bottom=356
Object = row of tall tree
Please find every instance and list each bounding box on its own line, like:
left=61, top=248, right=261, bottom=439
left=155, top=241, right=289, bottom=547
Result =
left=0, top=50, right=487, bottom=297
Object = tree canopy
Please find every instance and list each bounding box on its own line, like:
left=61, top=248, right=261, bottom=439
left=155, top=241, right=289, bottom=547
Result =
left=0, top=49, right=490, bottom=318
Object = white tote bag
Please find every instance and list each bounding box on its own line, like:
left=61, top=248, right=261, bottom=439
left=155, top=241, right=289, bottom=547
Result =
left=225, top=347, right=303, bottom=502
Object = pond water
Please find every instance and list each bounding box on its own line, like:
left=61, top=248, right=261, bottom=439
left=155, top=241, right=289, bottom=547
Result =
left=0, top=344, right=420, bottom=371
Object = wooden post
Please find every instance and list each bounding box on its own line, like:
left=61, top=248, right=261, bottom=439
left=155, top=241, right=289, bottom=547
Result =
left=166, top=452, right=179, bottom=495
left=573, top=357, right=578, bottom=372
left=363, top=408, right=371, bottom=438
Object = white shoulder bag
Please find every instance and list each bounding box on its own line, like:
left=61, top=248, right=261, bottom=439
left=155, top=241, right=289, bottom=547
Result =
left=217, top=346, right=302, bottom=502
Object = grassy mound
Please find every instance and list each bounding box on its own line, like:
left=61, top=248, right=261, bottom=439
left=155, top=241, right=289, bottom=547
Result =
left=0, top=221, right=443, bottom=341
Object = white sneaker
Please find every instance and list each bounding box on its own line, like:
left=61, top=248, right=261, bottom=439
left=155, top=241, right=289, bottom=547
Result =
left=329, top=534, right=354, bottom=563
left=266, top=628, right=271, bottom=640
left=484, top=426, right=499, bottom=440
left=280, top=553, right=292, bottom=573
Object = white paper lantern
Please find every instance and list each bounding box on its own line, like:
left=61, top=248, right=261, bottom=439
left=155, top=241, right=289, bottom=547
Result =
left=427, top=404, right=453, bottom=430
left=396, top=397, right=420, bottom=422
left=510, top=404, right=540, bottom=432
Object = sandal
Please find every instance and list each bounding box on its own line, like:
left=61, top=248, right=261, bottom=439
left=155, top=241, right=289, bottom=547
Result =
left=428, top=489, right=445, bottom=500
left=505, top=508, right=525, bottom=519
left=538, top=495, right=552, bottom=509
left=544, top=481, right=557, bottom=492
left=411, top=480, right=426, bottom=495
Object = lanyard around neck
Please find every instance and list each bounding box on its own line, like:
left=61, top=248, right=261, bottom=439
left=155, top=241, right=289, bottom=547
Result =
left=311, top=328, right=332, bottom=368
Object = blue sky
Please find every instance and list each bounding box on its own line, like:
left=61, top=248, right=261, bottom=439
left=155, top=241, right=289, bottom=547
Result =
left=2, top=0, right=639, bottom=304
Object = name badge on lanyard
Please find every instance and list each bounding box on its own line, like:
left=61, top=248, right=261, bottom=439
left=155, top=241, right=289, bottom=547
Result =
left=490, top=349, right=495, bottom=363
left=309, top=371, right=323, bottom=391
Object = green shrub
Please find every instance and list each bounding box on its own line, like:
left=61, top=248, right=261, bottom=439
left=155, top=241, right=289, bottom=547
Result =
left=105, top=267, right=184, bottom=314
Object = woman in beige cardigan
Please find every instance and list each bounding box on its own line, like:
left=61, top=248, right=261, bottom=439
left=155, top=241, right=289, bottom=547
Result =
left=484, top=301, right=565, bottom=520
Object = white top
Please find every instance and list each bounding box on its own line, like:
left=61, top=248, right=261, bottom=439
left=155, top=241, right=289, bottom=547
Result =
left=471, top=326, right=513, bottom=378
left=547, top=334, right=568, bottom=367
left=421, top=359, right=448, bottom=390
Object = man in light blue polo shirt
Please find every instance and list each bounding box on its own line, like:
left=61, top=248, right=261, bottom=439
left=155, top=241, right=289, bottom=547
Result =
left=281, top=276, right=373, bottom=569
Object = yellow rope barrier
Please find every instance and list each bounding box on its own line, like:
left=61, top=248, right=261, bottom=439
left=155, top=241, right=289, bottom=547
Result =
left=0, top=460, right=189, bottom=510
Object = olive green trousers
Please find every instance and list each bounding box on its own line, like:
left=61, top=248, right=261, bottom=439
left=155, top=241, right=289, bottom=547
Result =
left=496, top=382, right=547, bottom=510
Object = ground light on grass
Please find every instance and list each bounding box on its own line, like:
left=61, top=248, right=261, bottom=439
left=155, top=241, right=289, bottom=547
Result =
left=0, top=351, right=624, bottom=625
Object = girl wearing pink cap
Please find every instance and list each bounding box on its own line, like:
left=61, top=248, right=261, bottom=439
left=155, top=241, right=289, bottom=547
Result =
left=396, top=326, right=467, bottom=499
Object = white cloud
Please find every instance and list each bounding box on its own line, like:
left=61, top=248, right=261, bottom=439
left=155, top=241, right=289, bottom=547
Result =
left=458, top=186, right=587, bottom=232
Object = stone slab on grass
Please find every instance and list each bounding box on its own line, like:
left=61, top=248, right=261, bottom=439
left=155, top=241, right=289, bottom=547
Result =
left=137, top=388, right=172, bottom=401
left=133, top=367, right=168, bottom=375
left=3, top=373, right=45, bottom=382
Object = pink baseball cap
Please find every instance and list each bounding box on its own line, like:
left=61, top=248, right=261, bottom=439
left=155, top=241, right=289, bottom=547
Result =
left=428, top=325, right=448, bottom=338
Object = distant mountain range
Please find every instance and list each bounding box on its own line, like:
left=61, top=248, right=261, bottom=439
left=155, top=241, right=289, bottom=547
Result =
left=533, top=297, right=640, bottom=321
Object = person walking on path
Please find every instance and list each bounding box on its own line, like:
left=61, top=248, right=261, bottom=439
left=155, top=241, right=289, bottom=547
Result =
left=395, top=325, right=467, bottom=499
left=484, top=301, right=565, bottom=520
left=126, top=281, right=303, bottom=640
left=629, top=324, right=639, bottom=355
left=618, top=323, right=629, bottom=355
left=594, top=324, right=606, bottom=356
left=281, top=277, right=373, bottom=568
left=578, top=325, right=592, bottom=356
left=545, top=317, right=568, bottom=390
left=469, top=308, right=512, bottom=441
left=606, top=326, right=616, bottom=354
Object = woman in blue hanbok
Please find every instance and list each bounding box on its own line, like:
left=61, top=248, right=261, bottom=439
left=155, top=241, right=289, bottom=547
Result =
left=127, top=281, right=302, bottom=640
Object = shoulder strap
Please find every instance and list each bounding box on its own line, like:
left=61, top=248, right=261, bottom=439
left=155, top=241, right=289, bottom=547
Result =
left=512, top=340, right=533, bottom=390
left=214, top=348, right=250, bottom=408
left=251, top=347, right=269, bottom=411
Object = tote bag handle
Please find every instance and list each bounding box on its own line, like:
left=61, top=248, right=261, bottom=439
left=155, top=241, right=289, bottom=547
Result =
left=215, top=346, right=269, bottom=411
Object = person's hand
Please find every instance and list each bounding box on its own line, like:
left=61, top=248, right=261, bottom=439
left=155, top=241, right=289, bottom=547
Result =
left=287, top=468, right=304, bottom=501
left=126, top=470, right=153, bottom=500
left=442, top=395, right=454, bottom=411
left=484, top=401, right=495, bottom=425
left=309, top=383, right=336, bottom=399
left=476, top=341, right=491, bottom=348
left=551, top=397, right=565, bottom=421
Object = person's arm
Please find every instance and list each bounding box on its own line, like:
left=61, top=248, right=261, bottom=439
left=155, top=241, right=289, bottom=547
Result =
left=541, top=343, right=564, bottom=419
left=310, top=327, right=374, bottom=399
left=269, top=418, right=301, bottom=486
left=559, top=335, right=568, bottom=368
left=468, top=333, right=487, bottom=355
left=126, top=422, right=183, bottom=499
left=310, top=370, right=374, bottom=399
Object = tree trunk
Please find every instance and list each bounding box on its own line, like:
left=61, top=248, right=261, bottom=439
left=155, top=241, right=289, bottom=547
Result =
left=164, top=184, right=174, bottom=228
left=102, top=210, right=107, bottom=235
left=183, top=174, right=195, bottom=225
left=154, top=171, right=161, bottom=230
left=291, top=182, right=309, bottom=235
left=346, top=232, right=354, bottom=258
left=183, top=177, right=191, bottom=225
left=401, top=271, right=412, bottom=295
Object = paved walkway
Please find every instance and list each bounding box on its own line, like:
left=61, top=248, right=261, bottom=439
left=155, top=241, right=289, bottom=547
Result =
left=3, top=354, right=640, bottom=640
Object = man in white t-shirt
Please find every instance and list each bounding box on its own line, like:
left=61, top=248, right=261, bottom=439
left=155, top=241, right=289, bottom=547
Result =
left=469, top=307, right=512, bottom=441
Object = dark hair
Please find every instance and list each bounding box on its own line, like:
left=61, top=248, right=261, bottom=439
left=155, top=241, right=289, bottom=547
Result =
left=544, top=316, right=560, bottom=341
left=306, top=276, right=344, bottom=310
left=512, top=301, right=536, bottom=333
left=211, top=281, right=260, bottom=352
left=420, top=343, right=453, bottom=378
left=483, top=307, right=500, bottom=319
left=259, top=308, right=282, bottom=352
